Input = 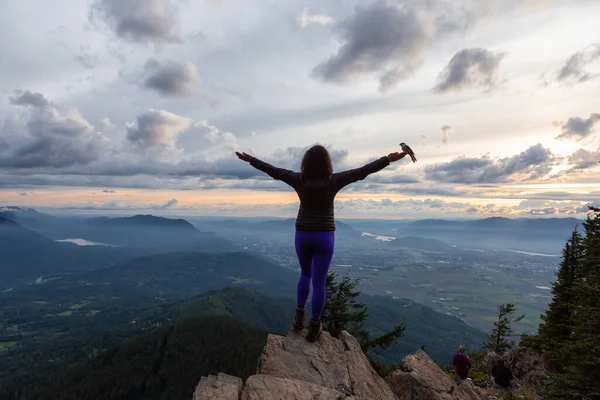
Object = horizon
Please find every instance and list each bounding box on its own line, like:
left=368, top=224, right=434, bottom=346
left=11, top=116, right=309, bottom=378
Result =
left=1, top=205, right=585, bottom=222
left=1, top=0, right=599, bottom=218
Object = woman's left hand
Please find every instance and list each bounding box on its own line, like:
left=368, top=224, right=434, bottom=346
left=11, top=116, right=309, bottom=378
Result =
left=387, top=152, right=407, bottom=162
left=236, top=151, right=254, bottom=162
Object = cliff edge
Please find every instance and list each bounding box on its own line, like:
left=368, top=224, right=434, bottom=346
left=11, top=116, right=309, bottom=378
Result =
left=194, top=328, right=396, bottom=399
left=193, top=328, right=523, bottom=400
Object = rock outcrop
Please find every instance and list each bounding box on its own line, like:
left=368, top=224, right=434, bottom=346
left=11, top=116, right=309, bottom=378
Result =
left=482, top=348, right=547, bottom=390
left=194, top=329, right=538, bottom=400
left=193, top=373, right=243, bottom=400
left=386, top=349, right=504, bottom=400
left=195, top=328, right=397, bottom=400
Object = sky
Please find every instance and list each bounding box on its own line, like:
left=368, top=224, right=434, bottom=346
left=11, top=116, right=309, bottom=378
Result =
left=1, top=0, right=599, bottom=219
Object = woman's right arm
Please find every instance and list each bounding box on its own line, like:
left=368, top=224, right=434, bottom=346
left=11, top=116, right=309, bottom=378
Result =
left=236, top=152, right=300, bottom=188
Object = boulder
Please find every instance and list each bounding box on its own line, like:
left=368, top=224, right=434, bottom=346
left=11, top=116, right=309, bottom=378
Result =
left=386, top=349, right=504, bottom=400
left=256, top=328, right=397, bottom=400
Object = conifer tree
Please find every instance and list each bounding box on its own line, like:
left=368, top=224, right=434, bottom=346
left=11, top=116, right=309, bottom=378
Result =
left=536, top=229, right=582, bottom=366
left=322, top=271, right=405, bottom=354
left=483, top=303, right=524, bottom=354
left=532, top=207, right=600, bottom=400
left=569, top=207, right=600, bottom=397
left=322, top=271, right=370, bottom=343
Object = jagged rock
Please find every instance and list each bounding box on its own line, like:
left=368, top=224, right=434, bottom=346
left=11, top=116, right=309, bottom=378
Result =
left=218, top=372, right=243, bottom=393
left=242, top=375, right=355, bottom=400
left=386, top=349, right=504, bottom=400
left=256, top=328, right=397, bottom=400
left=194, top=373, right=241, bottom=400
left=482, top=348, right=547, bottom=390
left=194, top=329, right=538, bottom=400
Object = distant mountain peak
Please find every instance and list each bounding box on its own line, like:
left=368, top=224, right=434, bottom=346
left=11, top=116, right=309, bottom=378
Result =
left=88, top=214, right=194, bottom=228
left=0, top=206, right=39, bottom=213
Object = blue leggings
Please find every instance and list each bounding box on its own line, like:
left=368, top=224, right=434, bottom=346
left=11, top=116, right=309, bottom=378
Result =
left=295, top=230, right=335, bottom=320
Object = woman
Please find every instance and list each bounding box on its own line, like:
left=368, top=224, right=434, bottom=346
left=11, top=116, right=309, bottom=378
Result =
left=236, top=145, right=407, bottom=342
left=452, top=345, right=471, bottom=385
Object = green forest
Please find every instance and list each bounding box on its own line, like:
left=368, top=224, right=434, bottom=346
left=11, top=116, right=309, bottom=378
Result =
left=2, top=315, right=268, bottom=400
left=522, top=207, right=600, bottom=399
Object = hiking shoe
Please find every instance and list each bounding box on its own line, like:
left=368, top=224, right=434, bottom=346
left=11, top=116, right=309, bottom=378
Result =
left=306, top=318, right=323, bottom=342
left=292, top=306, right=306, bottom=330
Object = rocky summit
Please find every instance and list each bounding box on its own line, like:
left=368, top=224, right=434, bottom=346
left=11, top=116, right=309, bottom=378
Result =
left=194, top=327, right=396, bottom=399
left=193, top=328, right=541, bottom=400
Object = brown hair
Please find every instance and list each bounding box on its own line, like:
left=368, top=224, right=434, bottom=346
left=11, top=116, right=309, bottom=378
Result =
left=301, top=144, right=333, bottom=179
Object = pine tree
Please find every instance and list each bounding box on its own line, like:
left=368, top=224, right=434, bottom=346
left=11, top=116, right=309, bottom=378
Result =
left=321, top=272, right=405, bottom=365
left=483, top=303, right=524, bottom=354
left=532, top=207, right=600, bottom=400
left=536, top=229, right=582, bottom=367
left=321, top=271, right=370, bottom=343
left=569, top=207, right=600, bottom=398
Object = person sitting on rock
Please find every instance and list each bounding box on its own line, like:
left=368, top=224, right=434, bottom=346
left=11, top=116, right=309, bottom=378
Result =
left=236, top=145, right=408, bottom=342
left=452, top=345, right=471, bottom=385
left=491, top=359, right=513, bottom=389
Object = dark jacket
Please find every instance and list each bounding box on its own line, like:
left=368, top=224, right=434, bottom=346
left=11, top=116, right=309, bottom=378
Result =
left=492, top=365, right=513, bottom=387
left=250, top=156, right=390, bottom=231
left=452, top=353, right=471, bottom=379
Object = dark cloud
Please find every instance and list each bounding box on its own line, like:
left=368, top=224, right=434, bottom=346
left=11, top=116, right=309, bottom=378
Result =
left=126, top=109, right=192, bottom=148
left=142, top=58, right=199, bottom=97
left=567, top=148, right=600, bottom=171
left=369, top=174, right=420, bottom=184
left=1, top=91, right=109, bottom=169
left=62, top=198, right=179, bottom=211
left=554, top=113, right=600, bottom=141
left=434, top=48, right=505, bottom=93
left=311, top=0, right=432, bottom=91
left=556, top=43, right=600, bottom=84
left=441, top=125, right=453, bottom=144
left=152, top=198, right=178, bottom=209
left=89, top=0, right=181, bottom=45
left=75, top=46, right=99, bottom=69
left=19, top=192, right=27, bottom=196
left=424, top=144, right=557, bottom=184
left=9, top=90, right=49, bottom=108
left=102, top=189, right=116, bottom=193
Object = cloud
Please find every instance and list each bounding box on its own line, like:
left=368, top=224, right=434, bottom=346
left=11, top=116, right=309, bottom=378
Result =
left=126, top=109, right=192, bottom=149
left=424, top=144, right=558, bottom=184
left=1, top=91, right=110, bottom=169
left=567, top=147, right=600, bottom=170
left=19, top=192, right=28, bottom=196
left=311, top=0, right=433, bottom=91
left=89, top=0, right=181, bottom=45
left=9, top=90, right=49, bottom=108
left=420, top=134, right=428, bottom=146
left=434, top=48, right=505, bottom=93
left=153, top=198, right=178, bottom=209
left=102, top=189, right=116, bottom=193
left=142, top=58, right=199, bottom=97
left=296, top=7, right=334, bottom=27
left=554, top=113, right=600, bottom=141
left=75, top=46, right=99, bottom=69
left=556, top=43, right=600, bottom=84
left=62, top=198, right=179, bottom=211
left=98, top=117, right=115, bottom=134
left=441, top=125, right=453, bottom=144
left=196, top=120, right=239, bottom=151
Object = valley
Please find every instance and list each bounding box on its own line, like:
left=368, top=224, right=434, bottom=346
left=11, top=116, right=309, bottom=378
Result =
left=0, top=208, right=575, bottom=399
left=190, top=216, right=564, bottom=333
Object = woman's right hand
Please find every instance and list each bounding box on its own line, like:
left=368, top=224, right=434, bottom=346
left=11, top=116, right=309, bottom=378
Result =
left=236, top=151, right=254, bottom=162
left=387, top=152, right=407, bottom=162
